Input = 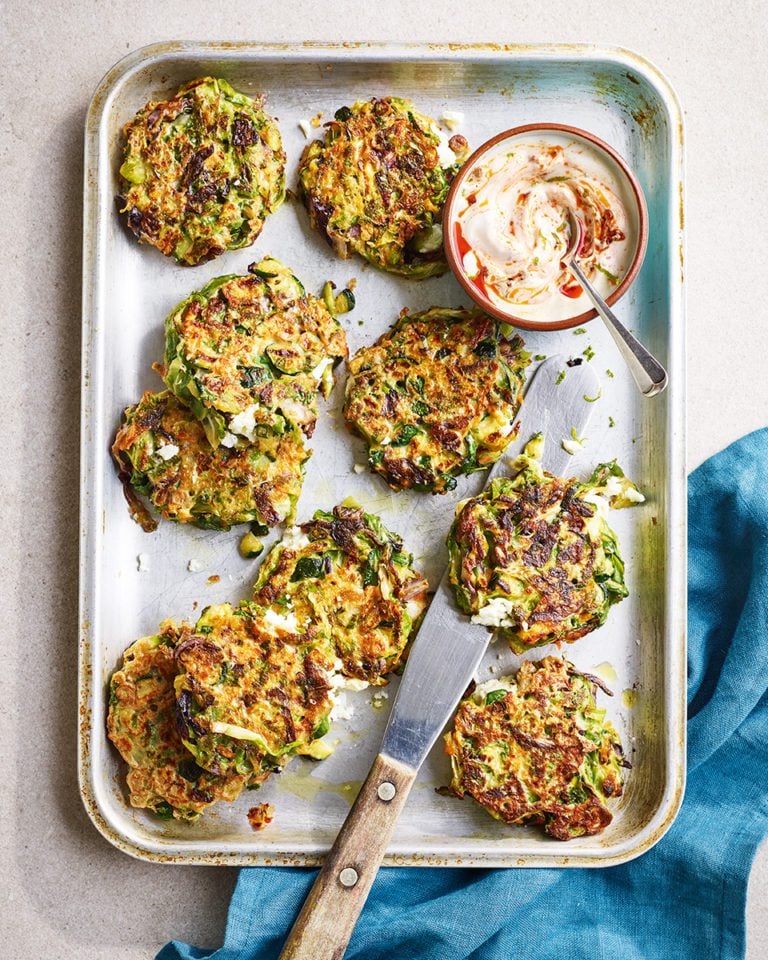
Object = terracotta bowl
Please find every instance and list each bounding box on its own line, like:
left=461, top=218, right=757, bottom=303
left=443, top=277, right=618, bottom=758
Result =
left=442, top=123, right=649, bottom=331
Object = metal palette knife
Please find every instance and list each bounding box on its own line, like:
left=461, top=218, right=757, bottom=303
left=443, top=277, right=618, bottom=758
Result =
left=278, top=356, right=601, bottom=960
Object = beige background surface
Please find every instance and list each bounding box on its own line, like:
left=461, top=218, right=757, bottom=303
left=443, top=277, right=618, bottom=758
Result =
left=1, top=1, right=767, bottom=957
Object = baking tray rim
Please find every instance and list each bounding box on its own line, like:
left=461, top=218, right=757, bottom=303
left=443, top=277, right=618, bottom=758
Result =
left=78, top=40, right=687, bottom=868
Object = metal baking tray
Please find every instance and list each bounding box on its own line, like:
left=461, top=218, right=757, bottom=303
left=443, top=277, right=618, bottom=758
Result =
left=79, top=42, right=686, bottom=867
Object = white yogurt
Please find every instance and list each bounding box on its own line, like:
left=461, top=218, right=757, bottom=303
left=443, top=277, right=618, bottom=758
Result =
left=454, top=132, right=639, bottom=323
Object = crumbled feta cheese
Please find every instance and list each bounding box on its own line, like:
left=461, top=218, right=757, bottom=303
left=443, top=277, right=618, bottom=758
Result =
left=601, top=475, right=625, bottom=499
left=136, top=553, right=150, bottom=573
left=441, top=110, right=464, bottom=131
left=330, top=693, right=355, bottom=721
left=371, top=691, right=389, bottom=709
left=561, top=436, right=585, bottom=456
left=262, top=607, right=299, bottom=632
left=353, top=463, right=366, bottom=474
left=155, top=443, right=179, bottom=461
left=432, top=123, right=457, bottom=167
left=311, top=356, right=334, bottom=381
left=220, top=432, right=238, bottom=448
left=279, top=398, right=308, bottom=425
left=280, top=526, right=310, bottom=551
left=471, top=596, right=516, bottom=628
left=472, top=676, right=515, bottom=703
left=584, top=475, right=645, bottom=516
left=298, top=118, right=312, bottom=139
left=187, top=559, right=204, bottom=573
left=228, top=405, right=259, bottom=442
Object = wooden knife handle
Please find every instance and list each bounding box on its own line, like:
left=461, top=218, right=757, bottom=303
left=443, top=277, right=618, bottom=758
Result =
left=278, top=753, right=417, bottom=960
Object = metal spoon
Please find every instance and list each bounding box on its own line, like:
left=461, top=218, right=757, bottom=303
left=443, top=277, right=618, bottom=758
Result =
left=564, top=210, right=668, bottom=398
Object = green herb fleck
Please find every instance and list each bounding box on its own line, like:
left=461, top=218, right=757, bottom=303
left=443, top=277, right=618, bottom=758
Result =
left=485, top=689, right=508, bottom=706
left=596, top=264, right=619, bottom=285
left=606, top=368, right=615, bottom=378
left=312, top=715, right=331, bottom=739
left=533, top=354, right=547, bottom=362
left=555, top=371, right=566, bottom=385
left=583, top=388, right=602, bottom=403
left=291, top=556, right=326, bottom=582
left=391, top=424, right=421, bottom=446
left=573, top=327, right=587, bottom=335
left=153, top=802, right=175, bottom=820
left=360, top=549, right=380, bottom=588
left=583, top=345, right=596, bottom=362
left=608, top=416, right=616, bottom=428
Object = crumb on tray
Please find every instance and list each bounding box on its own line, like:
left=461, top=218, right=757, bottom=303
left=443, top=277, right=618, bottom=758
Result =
left=247, top=803, right=275, bottom=832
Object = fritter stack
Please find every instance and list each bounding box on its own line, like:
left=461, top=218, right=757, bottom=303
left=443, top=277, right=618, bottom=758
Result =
left=108, top=505, right=428, bottom=822
left=112, top=257, right=348, bottom=532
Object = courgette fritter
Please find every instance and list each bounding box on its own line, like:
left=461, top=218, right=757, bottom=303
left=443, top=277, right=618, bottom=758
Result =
left=444, top=656, right=628, bottom=840
left=118, top=77, right=285, bottom=265
left=164, top=257, right=348, bottom=446
left=297, top=97, right=469, bottom=278
left=344, top=307, right=530, bottom=493
left=107, top=623, right=253, bottom=821
left=251, top=505, right=430, bottom=685
left=174, top=602, right=336, bottom=777
left=162, top=257, right=348, bottom=447
left=112, top=390, right=307, bottom=532
left=447, top=436, right=643, bottom=652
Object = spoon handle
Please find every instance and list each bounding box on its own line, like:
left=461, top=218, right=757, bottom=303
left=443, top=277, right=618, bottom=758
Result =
left=568, top=259, right=668, bottom=398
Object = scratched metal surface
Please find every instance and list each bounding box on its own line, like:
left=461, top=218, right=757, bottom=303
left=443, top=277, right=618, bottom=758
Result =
left=79, top=43, right=686, bottom=867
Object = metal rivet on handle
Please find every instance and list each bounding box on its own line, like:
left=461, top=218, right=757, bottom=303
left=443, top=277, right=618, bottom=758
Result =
left=339, top=867, right=359, bottom=888
left=377, top=781, right=396, bottom=802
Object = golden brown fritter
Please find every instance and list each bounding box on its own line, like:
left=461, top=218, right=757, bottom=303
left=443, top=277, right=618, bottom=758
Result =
left=447, top=437, right=639, bottom=652
left=445, top=656, right=627, bottom=840
left=297, top=97, right=469, bottom=277
left=252, top=505, right=430, bottom=685
left=344, top=307, right=529, bottom=493
left=118, top=77, right=285, bottom=265
left=107, top=623, right=253, bottom=821
left=173, top=602, right=336, bottom=777
left=112, top=390, right=307, bottom=533
left=162, top=257, right=348, bottom=446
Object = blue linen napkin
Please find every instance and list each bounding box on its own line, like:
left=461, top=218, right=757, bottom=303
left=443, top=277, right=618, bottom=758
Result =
left=158, top=429, right=768, bottom=960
